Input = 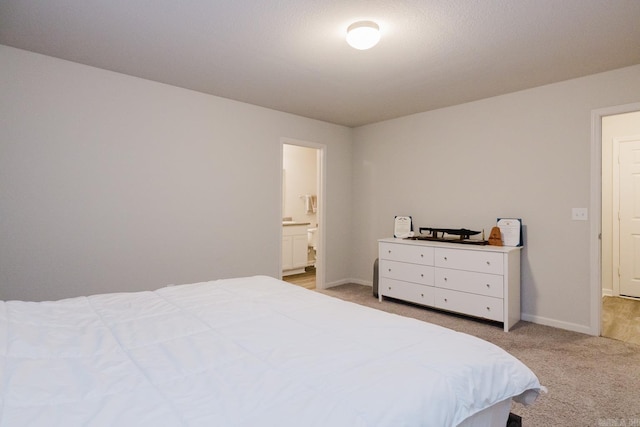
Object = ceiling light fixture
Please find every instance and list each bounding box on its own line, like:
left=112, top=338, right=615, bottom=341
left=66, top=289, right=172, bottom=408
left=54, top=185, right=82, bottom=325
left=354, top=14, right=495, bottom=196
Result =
left=346, top=20, right=380, bottom=50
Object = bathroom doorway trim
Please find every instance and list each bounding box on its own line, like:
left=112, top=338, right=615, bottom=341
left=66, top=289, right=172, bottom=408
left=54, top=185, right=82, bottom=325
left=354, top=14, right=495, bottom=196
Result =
left=280, top=137, right=326, bottom=290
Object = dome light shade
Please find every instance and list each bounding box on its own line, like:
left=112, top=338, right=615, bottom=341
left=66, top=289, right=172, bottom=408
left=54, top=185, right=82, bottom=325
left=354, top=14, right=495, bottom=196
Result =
left=346, top=21, right=380, bottom=50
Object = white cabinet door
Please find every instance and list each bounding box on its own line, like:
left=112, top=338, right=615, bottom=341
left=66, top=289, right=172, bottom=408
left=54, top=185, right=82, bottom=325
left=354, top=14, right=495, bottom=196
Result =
left=292, top=235, right=308, bottom=269
left=282, top=235, right=293, bottom=270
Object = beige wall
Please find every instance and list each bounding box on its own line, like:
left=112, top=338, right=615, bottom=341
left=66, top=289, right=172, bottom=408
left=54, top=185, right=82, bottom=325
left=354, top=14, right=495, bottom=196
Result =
left=3, top=43, right=640, bottom=335
left=351, top=65, right=640, bottom=334
left=601, top=111, right=640, bottom=295
left=0, top=45, right=353, bottom=301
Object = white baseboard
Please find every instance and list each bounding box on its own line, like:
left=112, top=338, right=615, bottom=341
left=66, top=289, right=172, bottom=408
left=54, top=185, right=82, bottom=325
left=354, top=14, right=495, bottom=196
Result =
left=350, top=278, right=372, bottom=287
left=602, top=288, right=613, bottom=297
left=521, top=313, right=593, bottom=336
left=324, top=279, right=595, bottom=336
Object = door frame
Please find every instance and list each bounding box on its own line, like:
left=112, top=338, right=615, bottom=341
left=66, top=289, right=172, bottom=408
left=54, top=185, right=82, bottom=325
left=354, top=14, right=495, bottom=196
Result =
left=590, top=102, right=640, bottom=336
left=280, top=137, right=327, bottom=289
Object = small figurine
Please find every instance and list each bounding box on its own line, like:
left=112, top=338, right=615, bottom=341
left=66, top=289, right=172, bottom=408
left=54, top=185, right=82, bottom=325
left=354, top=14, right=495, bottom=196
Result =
left=488, top=226, right=503, bottom=246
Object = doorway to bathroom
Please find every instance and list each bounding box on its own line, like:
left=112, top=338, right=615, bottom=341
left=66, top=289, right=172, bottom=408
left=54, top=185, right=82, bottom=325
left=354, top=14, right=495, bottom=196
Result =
left=281, top=140, right=325, bottom=290
left=597, top=106, right=640, bottom=345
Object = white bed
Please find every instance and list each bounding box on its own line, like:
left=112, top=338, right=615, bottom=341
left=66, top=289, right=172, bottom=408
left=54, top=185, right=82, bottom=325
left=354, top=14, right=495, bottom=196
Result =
left=0, top=276, right=542, bottom=426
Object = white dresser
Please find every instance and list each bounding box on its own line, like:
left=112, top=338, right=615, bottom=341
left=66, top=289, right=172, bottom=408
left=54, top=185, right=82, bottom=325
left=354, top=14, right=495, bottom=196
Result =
left=378, top=238, right=521, bottom=331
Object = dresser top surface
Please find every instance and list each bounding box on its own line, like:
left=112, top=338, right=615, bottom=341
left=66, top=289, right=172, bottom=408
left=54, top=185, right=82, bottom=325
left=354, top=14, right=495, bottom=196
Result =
left=379, top=237, right=522, bottom=253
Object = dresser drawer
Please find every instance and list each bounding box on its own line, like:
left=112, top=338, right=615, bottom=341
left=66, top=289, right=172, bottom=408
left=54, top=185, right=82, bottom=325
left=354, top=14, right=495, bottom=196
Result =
left=435, top=268, right=503, bottom=298
left=380, top=278, right=435, bottom=306
left=380, top=260, right=434, bottom=286
left=434, top=248, right=503, bottom=275
left=379, top=242, right=434, bottom=266
left=434, top=288, right=503, bottom=322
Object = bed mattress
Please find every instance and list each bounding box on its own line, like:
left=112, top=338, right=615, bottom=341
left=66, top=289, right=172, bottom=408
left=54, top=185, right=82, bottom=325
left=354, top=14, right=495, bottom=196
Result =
left=0, top=275, right=542, bottom=426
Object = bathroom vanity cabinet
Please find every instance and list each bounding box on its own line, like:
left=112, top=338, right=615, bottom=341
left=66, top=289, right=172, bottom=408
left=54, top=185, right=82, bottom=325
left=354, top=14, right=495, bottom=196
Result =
left=378, top=238, right=521, bottom=331
left=282, top=223, right=309, bottom=276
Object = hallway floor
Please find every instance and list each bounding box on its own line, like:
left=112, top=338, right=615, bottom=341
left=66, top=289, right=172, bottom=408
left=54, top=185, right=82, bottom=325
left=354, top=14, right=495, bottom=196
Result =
left=602, top=296, right=640, bottom=346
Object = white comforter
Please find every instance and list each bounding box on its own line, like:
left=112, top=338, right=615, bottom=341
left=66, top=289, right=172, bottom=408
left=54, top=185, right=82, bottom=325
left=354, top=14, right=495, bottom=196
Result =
left=0, top=276, right=541, bottom=426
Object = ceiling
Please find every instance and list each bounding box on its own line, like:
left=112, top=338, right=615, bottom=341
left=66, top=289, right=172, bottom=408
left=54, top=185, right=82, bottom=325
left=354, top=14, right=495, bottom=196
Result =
left=1, top=1, right=639, bottom=127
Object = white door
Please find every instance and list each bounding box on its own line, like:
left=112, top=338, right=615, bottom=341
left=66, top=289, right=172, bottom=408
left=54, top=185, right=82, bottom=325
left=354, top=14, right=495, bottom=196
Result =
left=619, top=138, right=640, bottom=298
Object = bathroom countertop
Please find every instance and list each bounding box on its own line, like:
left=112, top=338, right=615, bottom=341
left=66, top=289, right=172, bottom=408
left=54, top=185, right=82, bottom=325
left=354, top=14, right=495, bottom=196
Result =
left=282, top=221, right=311, bottom=226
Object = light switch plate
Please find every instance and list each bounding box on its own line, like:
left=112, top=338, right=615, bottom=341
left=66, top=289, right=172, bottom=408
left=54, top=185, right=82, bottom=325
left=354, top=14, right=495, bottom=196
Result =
left=572, top=208, right=588, bottom=221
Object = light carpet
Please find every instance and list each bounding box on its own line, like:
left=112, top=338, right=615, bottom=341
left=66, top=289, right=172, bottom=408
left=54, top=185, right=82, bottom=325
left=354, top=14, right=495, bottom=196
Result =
left=316, top=284, right=640, bottom=427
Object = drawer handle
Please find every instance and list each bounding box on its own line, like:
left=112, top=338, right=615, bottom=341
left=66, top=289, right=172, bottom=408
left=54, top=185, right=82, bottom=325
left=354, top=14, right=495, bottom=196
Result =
left=486, top=307, right=491, bottom=311
left=486, top=261, right=490, bottom=265
left=420, top=273, right=424, bottom=277
left=486, top=283, right=490, bottom=288
left=420, top=253, right=424, bottom=258
left=444, top=257, right=447, bottom=261
left=388, top=250, right=391, bottom=254
left=388, top=286, right=392, bottom=290
left=388, top=268, right=391, bottom=272
left=444, top=277, right=448, bottom=281
left=421, top=293, right=424, bottom=297
left=444, top=298, right=448, bottom=302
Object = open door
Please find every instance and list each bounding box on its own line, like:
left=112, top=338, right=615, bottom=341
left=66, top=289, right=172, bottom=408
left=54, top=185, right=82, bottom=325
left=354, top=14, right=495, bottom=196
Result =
left=617, top=137, right=640, bottom=298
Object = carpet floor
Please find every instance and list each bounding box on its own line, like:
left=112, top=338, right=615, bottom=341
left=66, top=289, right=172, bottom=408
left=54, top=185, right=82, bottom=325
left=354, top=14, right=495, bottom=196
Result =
left=316, top=284, right=640, bottom=427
